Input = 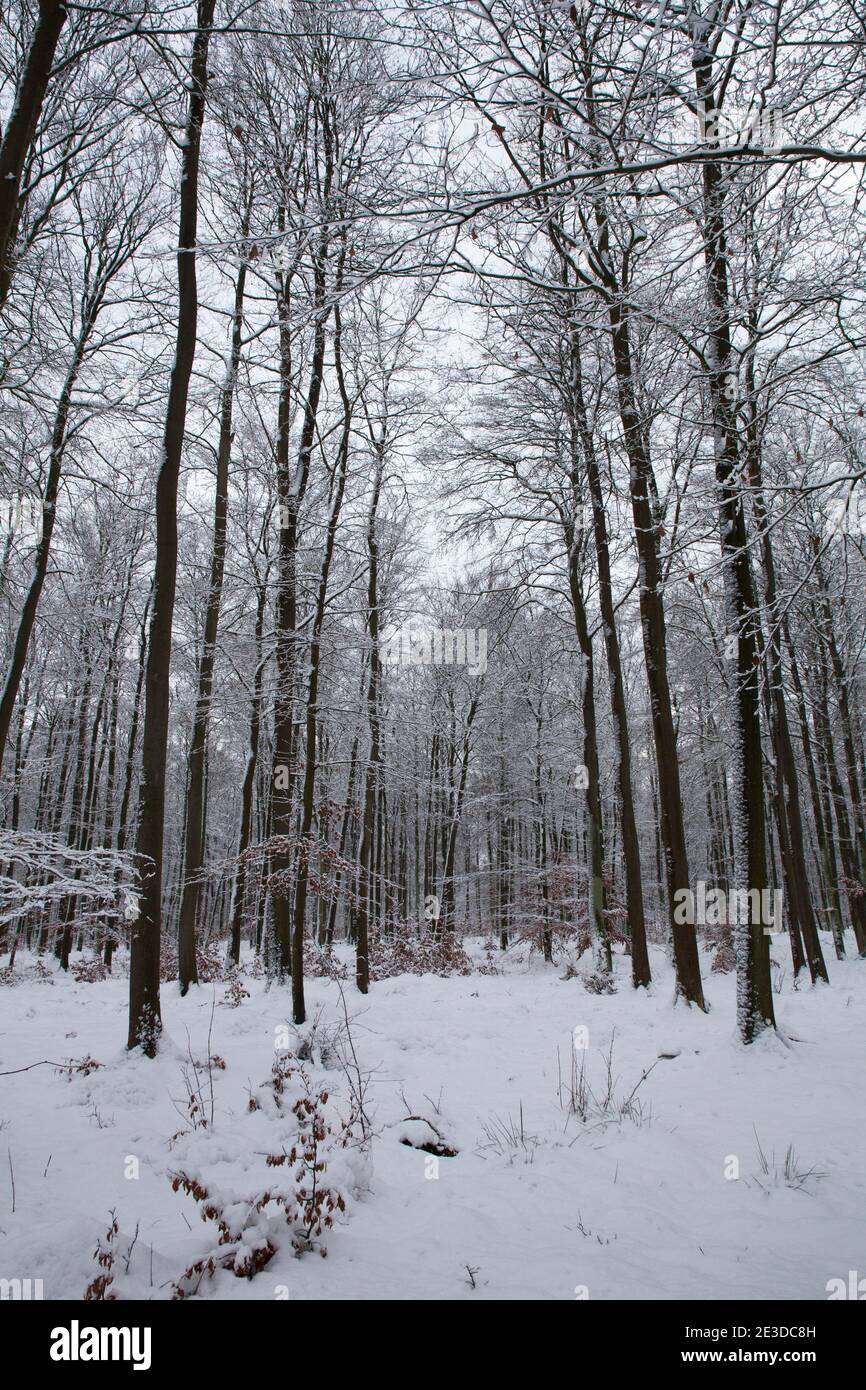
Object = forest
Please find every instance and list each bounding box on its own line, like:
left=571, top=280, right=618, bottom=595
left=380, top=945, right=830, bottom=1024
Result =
left=1, top=0, right=864, bottom=1309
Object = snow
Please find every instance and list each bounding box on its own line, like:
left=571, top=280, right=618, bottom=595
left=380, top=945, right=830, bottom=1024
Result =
left=1, top=943, right=864, bottom=1301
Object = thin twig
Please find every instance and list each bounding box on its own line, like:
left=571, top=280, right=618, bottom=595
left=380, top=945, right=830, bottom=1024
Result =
left=123, top=1222, right=140, bottom=1275
left=0, top=1059, right=76, bottom=1078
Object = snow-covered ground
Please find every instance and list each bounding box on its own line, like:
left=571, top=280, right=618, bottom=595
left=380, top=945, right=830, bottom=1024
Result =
left=1, top=943, right=863, bottom=1301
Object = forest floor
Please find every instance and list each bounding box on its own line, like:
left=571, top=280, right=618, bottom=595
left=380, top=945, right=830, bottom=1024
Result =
left=1, top=940, right=864, bottom=1301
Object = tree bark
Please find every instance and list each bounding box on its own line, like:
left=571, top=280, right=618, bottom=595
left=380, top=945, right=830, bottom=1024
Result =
left=289, top=299, right=351, bottom=1023
left=564, top=521, right=610, bottom=972
left=567, top=322, right=650, bottom=986
left=744, top=379, right=827, bottom=983
left=128, top=0, right=215, bottom=1054
left=177, top=230, right=249, bottom=992
left=692, top=46, right=774, bottom=1039
left=228, top=576, right=268, bottom=966
left=270, top=259, right=329, bottom=978
left=0, top=0, right=68, bottom=307
left=355, top=451, right=385, bottom=994
left=0, top=319, right=93, bottom=767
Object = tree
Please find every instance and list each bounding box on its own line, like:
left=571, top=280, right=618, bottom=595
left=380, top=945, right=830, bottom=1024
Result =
left=0, top=0, right=69, bottom=307
left=128, top=0, right=216, bottom=1055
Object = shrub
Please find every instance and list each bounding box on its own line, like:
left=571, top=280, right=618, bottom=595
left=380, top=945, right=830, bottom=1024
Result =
left=368, top=920, right=473, bottom=979
left=711, top=940, right=736, bottom=973
left=583, top=968, right=617, bottom=995
left=71, top=954, right=107, bottom=983
left=160, top=935, right=226, bottom=984
left=169, top=1172, right=277, bottom=1290
left=170, top=1052, right=359, bottom=1296
left=221, top=969, right=250, bottom=1008
left=514, top=864, right=630, bottom=964
left=303, top=938, right=348, bottom=979
left=83, top=1212, right=119, bottom=1301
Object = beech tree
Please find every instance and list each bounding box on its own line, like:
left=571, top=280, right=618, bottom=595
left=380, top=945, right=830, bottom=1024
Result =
left=128, top=0, right=216, bottom=1054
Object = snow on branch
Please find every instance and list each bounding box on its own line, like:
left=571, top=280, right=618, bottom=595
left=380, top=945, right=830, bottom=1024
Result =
left=0, top=831, right=137, bottom=931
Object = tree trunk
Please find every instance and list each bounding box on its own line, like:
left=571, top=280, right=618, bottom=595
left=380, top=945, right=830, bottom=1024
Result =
left=745, top=390, right=827, bottom=983
left=0, top=0, right=68, bottom=307
left=289, top=302, right=351, bottom=1022
left=228, top=576, right=268, bottom=965
left=355, top=451, right=385, bottom=994
left=177, top=232, right=249, bottom=992
left=567, top=321, right=650, bottom=986
left=605, top=291, right=704, bottom=1006
left=128, top=0, right=215, bottom=1055
left=564, top=522, right=610, bottom=972
left=439, top=696, right=480, bottom=931
left=270, top=258, right=329, bottom=978
left=693, top=51, right=773, bottom=1039
left=784, top=623, right=846, bottom=957
left=0, top=322, right=93, bottom=767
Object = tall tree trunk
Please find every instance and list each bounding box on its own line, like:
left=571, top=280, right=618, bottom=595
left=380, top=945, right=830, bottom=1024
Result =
left=573, top=84, right=701, bottom=1001
left=813, top=552, right=866, bottom=881
left=759, top=653, right=806, bottom=978
left=497, top=727, right=511, bottom=950
left=692, top=47, right=773, bottom=1039
left=604, top=290, right=704, bottom=1006
left=439, top=695, right=480, bottom=931
left=564, top=525, right=610, bottom=973
left=567, top=320, right=650, bottom=985
left=0, top=0, right=68, bottom=307
left=228, top=576, right=268, bottom=966
left=355, top=451, right=385, bottom=995
left=0, top=319, right=94, bottom=766
left=128, top=0, right=216, bottom=1055
left=270, top=257, right=329, bottom=978
left=8, top=672, right=31, bottom=836
left=812, top=646, right=866, bottom=954
left=326, top=731, right=360, bottom=947
left=784, top=622, right=846, bottom=957
left=289, top=301, right=351, bottom=1023
left=177, top=232, right=249, bottom=992
left=533, top=712, right=552, bottom=963
left=58, top=647, right=93, bottom=968
left=744, top=382, right=827, bottom=983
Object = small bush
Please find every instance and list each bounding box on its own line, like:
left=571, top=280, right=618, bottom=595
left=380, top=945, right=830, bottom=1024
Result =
left=171, top=1051, right=360, bottom=1296
left=303, top=939, right=348, bottom=979
left=368, top=921, right=472, bottom=979
left=0, top=956, right=56, bottom=986
left=83, top=1212, right=119, bottom=1301
left=71, top=954, right=107, bottom=984
left=221, top=970, right=250, bottom=1008
left=160, top=936, right=226, bottom=984
left=583, top=968, right=617, bottom=995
